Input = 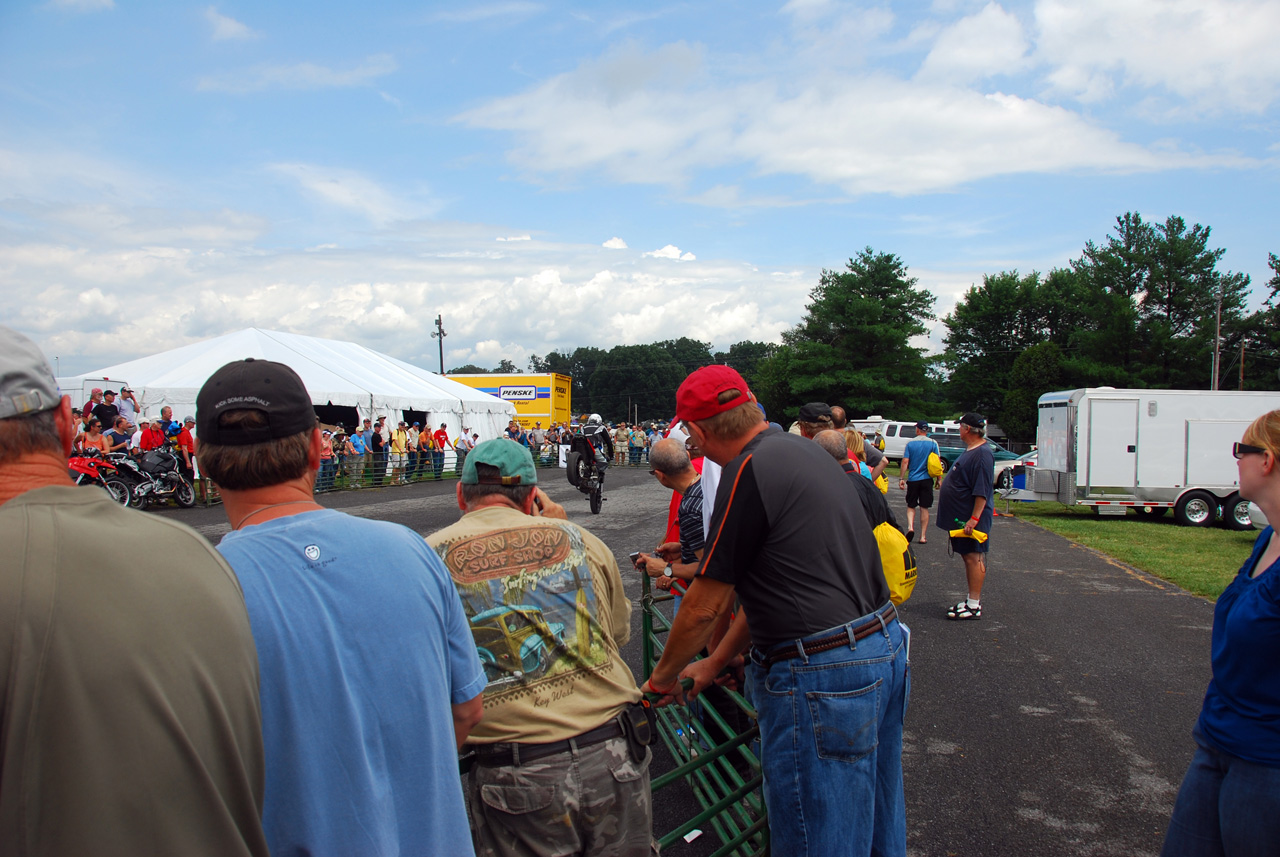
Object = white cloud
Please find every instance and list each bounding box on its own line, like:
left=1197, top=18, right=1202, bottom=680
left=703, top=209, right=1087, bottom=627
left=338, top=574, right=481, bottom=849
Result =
left=459, top=43, right=1249, bottom=197
left=917, top=3, right=1030, bottom=84
left=204, top=6, right=258, bottom=41
left=269, top=163, right=438, bottom=224
left=496, top=234, right=531, bottom=241
left=644, top=244, right=696, bottom=261
left=197, top=54, right=397, bottom=93
left=45, top=0, right=113, bottom=10
left=1034, top=0, right=1280, bottom=112
left=602, top=237, right=628, bottom=249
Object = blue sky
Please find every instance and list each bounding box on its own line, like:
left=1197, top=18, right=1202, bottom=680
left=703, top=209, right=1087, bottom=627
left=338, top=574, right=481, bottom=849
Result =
left=3, top=0, right=1277, bottom=376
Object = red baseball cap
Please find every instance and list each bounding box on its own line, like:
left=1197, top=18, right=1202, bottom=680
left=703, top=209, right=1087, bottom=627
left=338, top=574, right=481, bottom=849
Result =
left=676, top=365, right=751, bottom=422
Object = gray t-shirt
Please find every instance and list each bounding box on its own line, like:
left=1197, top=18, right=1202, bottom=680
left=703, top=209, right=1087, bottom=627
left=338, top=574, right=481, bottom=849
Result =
left=0, top=486, right=268, bottom=857
left=862, top=442, right=884, bottom=468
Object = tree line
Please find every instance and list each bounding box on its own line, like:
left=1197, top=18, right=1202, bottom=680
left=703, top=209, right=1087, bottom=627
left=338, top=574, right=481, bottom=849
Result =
left=468, top=213, right=1280, bottom=442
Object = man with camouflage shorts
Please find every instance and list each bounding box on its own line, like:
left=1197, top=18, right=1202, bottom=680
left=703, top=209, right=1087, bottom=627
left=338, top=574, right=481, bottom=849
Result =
left=428, top=440, right=656, bottom=857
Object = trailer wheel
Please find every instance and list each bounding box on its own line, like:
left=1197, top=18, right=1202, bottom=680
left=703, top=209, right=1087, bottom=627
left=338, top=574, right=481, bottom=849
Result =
left=1223, top=495, right=1255, bottom=531
left=1174, top=491, right=1217, bottom=528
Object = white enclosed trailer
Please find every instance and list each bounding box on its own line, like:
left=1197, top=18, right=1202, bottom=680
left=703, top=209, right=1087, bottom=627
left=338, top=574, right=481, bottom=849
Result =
left=1003, top=387, right=1280, bottom=529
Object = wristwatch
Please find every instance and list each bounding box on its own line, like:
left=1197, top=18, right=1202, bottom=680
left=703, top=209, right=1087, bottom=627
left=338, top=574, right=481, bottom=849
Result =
left=663, top=564, right=674, bottom=578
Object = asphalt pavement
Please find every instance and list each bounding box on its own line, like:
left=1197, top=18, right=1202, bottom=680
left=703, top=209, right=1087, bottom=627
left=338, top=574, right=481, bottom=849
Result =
left=159, top=462, right=1216, bottom=857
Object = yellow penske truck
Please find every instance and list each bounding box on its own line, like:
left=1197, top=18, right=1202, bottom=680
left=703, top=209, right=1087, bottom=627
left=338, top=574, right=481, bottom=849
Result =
left=447, top=373, right=572, bottom=429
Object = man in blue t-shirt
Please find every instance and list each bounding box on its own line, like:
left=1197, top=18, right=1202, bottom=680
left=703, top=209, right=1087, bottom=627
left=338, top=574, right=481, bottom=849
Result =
left=899, top=421, right=940, bottom=543
left=935, top=412, right=995, bottom=620
left=195, top=358, right=486, bottom=857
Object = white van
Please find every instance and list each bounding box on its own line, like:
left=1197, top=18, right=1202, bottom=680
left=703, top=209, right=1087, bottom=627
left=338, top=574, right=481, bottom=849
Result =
left=880, top=420, right=959, bottom=461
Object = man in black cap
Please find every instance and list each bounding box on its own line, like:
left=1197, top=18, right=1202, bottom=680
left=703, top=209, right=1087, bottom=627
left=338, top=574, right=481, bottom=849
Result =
left=196, top=358, right=485, bottom=856
left=0, top=327, right=269, bottom=857
left=935, top=412, right=995, bottom=619
left=427, top=439, right=654, bottom=857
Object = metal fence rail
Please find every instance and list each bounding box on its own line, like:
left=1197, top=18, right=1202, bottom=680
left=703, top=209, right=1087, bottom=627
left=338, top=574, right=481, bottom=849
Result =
left=641, top=578, right=769, bottom=856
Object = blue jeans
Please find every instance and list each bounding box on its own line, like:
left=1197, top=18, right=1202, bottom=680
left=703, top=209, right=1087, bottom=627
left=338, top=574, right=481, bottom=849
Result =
left=432, top=449, right=445, bottom=478
left=748, top=606, right=909, bottom=857
left=1162, top=733, right=1280, bottom=857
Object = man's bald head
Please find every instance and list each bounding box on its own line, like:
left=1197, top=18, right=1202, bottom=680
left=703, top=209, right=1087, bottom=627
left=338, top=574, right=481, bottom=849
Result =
left=814, top=429, right=849, bottom=464
left=650, top=437, right=692, bottom=476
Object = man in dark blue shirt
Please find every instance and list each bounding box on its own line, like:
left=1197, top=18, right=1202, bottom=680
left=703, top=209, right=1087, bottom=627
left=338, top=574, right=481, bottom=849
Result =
left=935, top=412, right=995, bottom=620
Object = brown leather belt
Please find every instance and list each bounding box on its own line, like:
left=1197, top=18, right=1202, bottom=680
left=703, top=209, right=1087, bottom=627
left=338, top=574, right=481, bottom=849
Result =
left=466, top=718, right=625, bottom=768
left=757, top=603, right=897, bottom=667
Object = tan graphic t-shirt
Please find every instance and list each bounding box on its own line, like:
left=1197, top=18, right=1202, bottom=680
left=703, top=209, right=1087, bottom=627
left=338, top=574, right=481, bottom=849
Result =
left=427, top=505, right=640, bottom=743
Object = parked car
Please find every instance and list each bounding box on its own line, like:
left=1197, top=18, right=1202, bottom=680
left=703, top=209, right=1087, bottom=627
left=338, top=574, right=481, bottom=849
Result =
left=996, top=449, right=1038, bottom=490
left=470, top=605, right=568, bottom=684
left=930, top=433, right=1021, bottom=474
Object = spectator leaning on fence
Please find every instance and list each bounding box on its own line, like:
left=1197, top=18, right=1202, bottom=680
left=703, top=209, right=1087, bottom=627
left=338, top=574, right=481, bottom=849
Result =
left=196, top=358, right=485, bottom=856
left=427, top=440, right=655, bottom=857
left=644, top=364, right=909, bottom=857
left=0, top=326, right=269, bottom=857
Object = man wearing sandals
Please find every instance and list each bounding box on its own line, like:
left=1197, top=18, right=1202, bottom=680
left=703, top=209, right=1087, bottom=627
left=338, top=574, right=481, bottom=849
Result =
left=643, top=365, right=909, bottom=857
left=936, top=412, right=995, bottom=620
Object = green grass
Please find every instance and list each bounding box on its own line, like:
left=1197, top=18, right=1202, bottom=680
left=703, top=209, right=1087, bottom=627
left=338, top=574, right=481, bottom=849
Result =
left=998, top=501, right=1259, bottom=598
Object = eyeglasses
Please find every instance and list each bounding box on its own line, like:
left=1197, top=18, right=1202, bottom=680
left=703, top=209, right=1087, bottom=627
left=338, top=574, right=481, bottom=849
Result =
left=648, top=469, right=658, bottom=475
left=1232, top=442, right=1267, bottom=459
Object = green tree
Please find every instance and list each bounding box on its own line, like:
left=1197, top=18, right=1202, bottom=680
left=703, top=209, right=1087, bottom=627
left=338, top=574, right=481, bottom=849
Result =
left=1239, top=253, right=1280, bottom=390
left=496, top=359, right=518, bottom=374
left=1065, top=212, right=1152, bottom=386
left=655, top=338, right=714, bottom=373
left=447, top=363, right=489, bottom=374
left=778, top=248, right=935, bottom=419
left=587, top=344, right=684, bottom=422
left=1137, top=215, right=1250, bottom=388
left=1000, top=342, right=1065, bottom=444
left=942, top=268, right=1084, bottom=415
left=713, top=341, right=776, bottom=390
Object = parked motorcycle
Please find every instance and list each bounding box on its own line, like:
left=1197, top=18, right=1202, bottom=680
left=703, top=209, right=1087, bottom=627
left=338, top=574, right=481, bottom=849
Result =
left=117, top=447, right=197, bottom=508
left=67, top=448, right=131, bottom=507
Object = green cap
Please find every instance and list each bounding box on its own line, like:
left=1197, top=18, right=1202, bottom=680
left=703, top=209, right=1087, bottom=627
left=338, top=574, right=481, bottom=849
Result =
left=461, top=438, right=538, bottom=486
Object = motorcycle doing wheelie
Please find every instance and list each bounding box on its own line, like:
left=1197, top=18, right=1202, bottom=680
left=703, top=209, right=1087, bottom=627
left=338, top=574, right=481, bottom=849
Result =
left=565, top=414, right=613, bottom=514
left=67, top=447, right=131, bottom=507
left=115, top=446, right=197, bottom=508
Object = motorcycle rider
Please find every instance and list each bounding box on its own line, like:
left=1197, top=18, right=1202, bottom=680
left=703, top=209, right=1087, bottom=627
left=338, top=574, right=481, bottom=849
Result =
left=582, top=414, right=614, bottom=476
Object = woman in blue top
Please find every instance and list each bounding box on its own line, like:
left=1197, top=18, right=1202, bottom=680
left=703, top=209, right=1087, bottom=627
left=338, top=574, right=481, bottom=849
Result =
left=1162, top=410, right=1280, bottom=857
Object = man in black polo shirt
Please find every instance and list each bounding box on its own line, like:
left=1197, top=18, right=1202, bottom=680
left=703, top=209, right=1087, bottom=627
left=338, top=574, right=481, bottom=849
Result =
left=643, top=365, right=908, bottom=857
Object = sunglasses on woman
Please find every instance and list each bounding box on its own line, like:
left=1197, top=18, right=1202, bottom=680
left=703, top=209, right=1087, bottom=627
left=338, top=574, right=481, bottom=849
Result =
left=1232, top=442, right=1266, bottom=459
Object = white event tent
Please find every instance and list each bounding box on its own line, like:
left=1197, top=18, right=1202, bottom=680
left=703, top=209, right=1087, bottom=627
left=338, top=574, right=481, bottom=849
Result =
left=69, top=328, right=515, bottom=441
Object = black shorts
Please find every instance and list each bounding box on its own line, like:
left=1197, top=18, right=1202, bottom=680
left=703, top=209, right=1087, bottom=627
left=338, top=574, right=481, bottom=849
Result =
left=905, top=479, right=933, bottom=509
left=950, top=534, right=990, bottom=554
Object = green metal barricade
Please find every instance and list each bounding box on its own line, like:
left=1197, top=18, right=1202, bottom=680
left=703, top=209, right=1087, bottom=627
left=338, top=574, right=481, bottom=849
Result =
left=641, top=578, right=769, bottom=856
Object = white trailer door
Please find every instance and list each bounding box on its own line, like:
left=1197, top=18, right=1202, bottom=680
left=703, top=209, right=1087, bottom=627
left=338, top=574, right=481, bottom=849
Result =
left=1185, top=420, right=1250, bottom=488
left=1086, top=398, right=1138, bottom=495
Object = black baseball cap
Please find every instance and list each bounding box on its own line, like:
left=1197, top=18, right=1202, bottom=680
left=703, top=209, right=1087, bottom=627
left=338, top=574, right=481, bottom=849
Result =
left=196, top=358, right=317, bottom=445
left=798, top=402, right=833, bottom=422
left=959, top=412, right=986, bottom=429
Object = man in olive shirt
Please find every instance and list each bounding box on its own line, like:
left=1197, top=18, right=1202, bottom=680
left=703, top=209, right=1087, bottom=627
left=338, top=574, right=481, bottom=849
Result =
left=0, top=326, right=268, bottom=857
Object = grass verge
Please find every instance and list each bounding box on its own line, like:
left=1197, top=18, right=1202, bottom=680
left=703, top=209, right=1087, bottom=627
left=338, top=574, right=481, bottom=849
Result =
left=996, top=501, right=1259, bottom=599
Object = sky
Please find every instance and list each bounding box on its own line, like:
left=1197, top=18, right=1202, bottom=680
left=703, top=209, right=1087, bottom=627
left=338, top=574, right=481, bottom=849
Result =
left=3, top=0, right=1278, bottom=377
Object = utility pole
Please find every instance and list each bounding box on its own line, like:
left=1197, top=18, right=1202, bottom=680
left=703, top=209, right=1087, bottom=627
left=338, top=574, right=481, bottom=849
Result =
left=430, top=315, right=446, bottom=375
left=1211, top=281, right=1223, bottom=390
left=1239, top=340, right=1245, bottom=390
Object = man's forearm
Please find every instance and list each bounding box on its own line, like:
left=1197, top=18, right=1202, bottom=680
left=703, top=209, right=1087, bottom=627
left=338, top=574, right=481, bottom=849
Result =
left=970, top=496, right=988, bottom=521
left=650, top=577, right=735, bottom=687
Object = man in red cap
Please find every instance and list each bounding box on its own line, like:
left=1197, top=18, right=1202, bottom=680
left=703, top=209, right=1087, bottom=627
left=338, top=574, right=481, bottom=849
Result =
left=643, top=365, right=909, bottom=857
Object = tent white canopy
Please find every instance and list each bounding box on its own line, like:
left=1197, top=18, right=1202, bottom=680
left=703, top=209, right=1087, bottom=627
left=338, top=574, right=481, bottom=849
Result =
left=69, top=328, right=515, bottom=441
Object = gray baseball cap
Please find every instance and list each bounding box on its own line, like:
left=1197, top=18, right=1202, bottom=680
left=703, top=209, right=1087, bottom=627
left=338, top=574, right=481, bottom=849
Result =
left=0, top=326, right=61, bottom=420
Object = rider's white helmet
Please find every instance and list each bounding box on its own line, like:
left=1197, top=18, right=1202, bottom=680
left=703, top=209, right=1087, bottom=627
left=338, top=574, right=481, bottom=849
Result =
left=587, top=413, right=603, bottom=425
